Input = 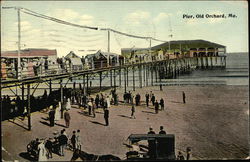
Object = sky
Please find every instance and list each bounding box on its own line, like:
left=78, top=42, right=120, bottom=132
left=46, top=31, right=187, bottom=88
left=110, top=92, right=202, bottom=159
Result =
left=1, top=0, right=248, bottom=57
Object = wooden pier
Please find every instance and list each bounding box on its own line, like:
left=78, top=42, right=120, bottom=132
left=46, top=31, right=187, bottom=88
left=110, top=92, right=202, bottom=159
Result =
left=0, top=56, right=226, bottom=130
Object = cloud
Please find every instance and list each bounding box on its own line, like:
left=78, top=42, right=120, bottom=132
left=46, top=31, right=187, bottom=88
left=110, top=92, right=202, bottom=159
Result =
left=50, top=8, right=80, bottom=21
left=124, top=10, right=151, bottom=25
left=78, top=14, right=94, bottom=25
left=153, top=12, right=171, bottom=23
left=14, top=21, right=32, bottom=31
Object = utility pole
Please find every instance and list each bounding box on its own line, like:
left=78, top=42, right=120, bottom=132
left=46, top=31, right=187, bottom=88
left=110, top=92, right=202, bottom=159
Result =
left=107, top=29, right=110, bottom=67
left=17, top=7, right=21, bottom=79
left=149, top=38, right=152, bottom=61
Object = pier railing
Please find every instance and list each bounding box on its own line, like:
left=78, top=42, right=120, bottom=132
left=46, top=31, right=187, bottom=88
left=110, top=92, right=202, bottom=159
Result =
left=1, top=56, right=226, bottom=89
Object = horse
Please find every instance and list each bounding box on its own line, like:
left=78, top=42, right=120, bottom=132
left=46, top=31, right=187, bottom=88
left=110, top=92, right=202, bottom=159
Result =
left=71, top=149, right=121, bottom=161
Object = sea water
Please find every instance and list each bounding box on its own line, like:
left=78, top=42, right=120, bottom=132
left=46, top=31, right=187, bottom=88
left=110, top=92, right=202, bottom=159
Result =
left=163, top=52, right=249, bottom=86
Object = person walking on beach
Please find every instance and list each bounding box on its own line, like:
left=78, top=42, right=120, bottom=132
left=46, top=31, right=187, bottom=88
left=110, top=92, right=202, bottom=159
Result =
left=159, top=126, right=166, bottom=134
left=151, top=94, right=155, bottom=106
left=71, top=131, right=76, bottom=151
left=147, top=127, right=156, bottom=159
left=131, top=105, right=136, bottom=119
left=186, top=147, right=191, bottom=160
left=95, top=94, right=100, bottom=108
left=92, top=100, right=96, bottom=118
left=49, top=108, right=55, bottom=127
left=76, top=130, right=82, bottom=150
left=145, top=93, right=149, bottom=107
left=158, top=126, right=166, bottom=156
left=104, top=108, right=109, bottom=126
left=64, top=110, right=71, bottom=128
left=38, top=139, right=48, bottom=161
left=58, top=130, right=68, bottom=156
left=45, top=138, right=53, bottom=159
left=88, top=99, right=92, bottom=115
left=155, top=100, right=159, bottom=114
left=182, top=91, right=186, bottom=104
left=160, top=98, right=164, bottom=110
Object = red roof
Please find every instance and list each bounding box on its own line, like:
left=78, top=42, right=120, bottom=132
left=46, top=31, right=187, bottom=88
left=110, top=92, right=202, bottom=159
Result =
left=1, top=48, right=57, bottom=58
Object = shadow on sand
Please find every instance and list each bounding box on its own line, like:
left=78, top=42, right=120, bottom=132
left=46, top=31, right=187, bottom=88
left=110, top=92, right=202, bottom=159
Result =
left=8, top=119, right=29, bottom=130
left=141, top=111, right=155, bottom=114
left=19, top=152, right=37, bottom=161
left=55, top=123, right=67, bottom=128
left=117, top=115, right=132, bottom=119
left=39, top=121, right=51, bottom=126
left=89, top=121, right=106, bottom=126
left=171, top=101, right=183, bottom=104
left=78, top=111, right=92, bottom=117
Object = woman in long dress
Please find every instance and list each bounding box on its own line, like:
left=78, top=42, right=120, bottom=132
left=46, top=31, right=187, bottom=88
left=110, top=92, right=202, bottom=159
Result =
left=106, top=96, right=110, bottom=109
left=38, top=140, right=47, bottom=161
left=54, top=102, right=61, bottom=121
left=66, top=98, right=71, bottom=110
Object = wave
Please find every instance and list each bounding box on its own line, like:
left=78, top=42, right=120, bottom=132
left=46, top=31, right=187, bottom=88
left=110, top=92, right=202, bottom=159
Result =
left=209, top=75, right=249, bottom=78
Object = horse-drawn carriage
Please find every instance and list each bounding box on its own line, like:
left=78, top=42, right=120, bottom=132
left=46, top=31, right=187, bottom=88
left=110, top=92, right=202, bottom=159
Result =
left=125, top=134, right=176, bottom=161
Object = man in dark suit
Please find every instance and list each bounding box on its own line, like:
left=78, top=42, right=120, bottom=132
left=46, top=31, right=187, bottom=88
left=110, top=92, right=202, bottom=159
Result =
left=64, top=110, right=71, bottom=128
left=49, top=109, right=55, bottom=127
left=147, top=127, right=156, bottom=159
left=104, top=108, right=109, bottom=126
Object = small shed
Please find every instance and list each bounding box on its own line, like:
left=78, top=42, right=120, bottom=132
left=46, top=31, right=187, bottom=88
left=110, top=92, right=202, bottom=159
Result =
left=65, top=51, right=83, bottom=71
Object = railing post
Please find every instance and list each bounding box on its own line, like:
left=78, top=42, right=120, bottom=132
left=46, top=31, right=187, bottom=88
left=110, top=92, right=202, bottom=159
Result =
left=27, top=84, right=31, bottom=131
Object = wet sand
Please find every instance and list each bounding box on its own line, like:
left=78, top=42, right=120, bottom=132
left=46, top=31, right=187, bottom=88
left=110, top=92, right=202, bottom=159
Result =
left=1, top=85, right=249, bottom=161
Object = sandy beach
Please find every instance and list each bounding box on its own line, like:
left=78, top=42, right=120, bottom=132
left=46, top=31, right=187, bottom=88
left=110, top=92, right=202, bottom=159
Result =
left=1, top=85, right=249, bottom=161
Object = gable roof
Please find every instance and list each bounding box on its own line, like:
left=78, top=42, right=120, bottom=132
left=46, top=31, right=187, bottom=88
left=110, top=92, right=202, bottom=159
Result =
left=151, top=39, right=226, bottom=50
left=65, top=51, right=80, bottom=58
left=1, top=48, right=57, bottom=58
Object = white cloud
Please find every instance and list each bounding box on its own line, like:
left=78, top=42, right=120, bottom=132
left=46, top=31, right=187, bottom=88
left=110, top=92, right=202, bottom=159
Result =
left=50, top=8, right=80, bottom=21
left=153, top=12, right=171, bottom=23
left=78, top=14, right=94, bottom=25
left=124, top=10, right=151, bottom=25
left=14, top=21, right=32, bottom=31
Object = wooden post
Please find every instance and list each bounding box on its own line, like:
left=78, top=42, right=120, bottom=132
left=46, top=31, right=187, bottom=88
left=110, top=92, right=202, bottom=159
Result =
left=27, top=84, right=31, bottom=131
left=22, top=83, right=24, bottom=101
left=119, top=69, right=121, bottom=87
left=139, top=65, right=142, bottom=88
left=110, top=70, right=113, bottom=87
left=60, top=79, right=63, bottom=119
left=113, top=69, right=116, bottom=90
left=49, top=79, right=52, bottom=94
left=99, top=72, right=102, bottom=92
left=126, top=67, right=129, bottom=87
left=133, top=66, right=135, bottom=91
left=86, top=74, right=89, bottom=94
left=146, top=65, right=148, bottom=86
left=124, top=68, right=127, bottom=92
left=151, top=64, right=154, bottom=86
left=83, top=75, right=85, bottom=95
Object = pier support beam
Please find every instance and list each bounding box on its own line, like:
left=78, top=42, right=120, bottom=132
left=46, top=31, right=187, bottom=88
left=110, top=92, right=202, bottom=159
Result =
left=113, top=69, right=116, bottom=90
left=110, top=70, right=113, bottom=87
left=27, top=84, right=31, bottom=131
left=49, top=79, right=52, bottom=94
left=21, top=83, right=24, bottom=100
left=60, top=79, right=63, bottom=119
left=132, top=66, right=135, bottom=91
left=124, top=68, right=127, bottom=93
left=99, top=72, right=102, bottom=92
left=119, top=69, right=121, bottom=87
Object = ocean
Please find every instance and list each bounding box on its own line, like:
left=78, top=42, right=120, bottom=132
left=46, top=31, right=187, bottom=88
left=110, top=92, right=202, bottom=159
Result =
left=162, top=52, right=249, bottom=86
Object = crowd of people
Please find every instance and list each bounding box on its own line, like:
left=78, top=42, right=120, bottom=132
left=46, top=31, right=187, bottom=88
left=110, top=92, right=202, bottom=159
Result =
left=2, top=85, right=189, bottom=160
left=30, top=128, right=82, bottom=161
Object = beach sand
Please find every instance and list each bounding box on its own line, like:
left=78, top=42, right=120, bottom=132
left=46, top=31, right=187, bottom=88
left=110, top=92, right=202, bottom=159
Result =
left=1, top=85, right=249, bottom=161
